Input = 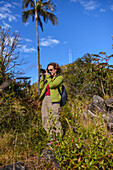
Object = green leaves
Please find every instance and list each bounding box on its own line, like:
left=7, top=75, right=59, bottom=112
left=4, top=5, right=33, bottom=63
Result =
left=0, top=88, right=113, bottom=168
left=22, top=0, right=34, bottom=9
left=22, top=0, right=58, bottom=26
left=62, top=52, right=113, bottom=98
left=48, top=103, right=113, bottom=169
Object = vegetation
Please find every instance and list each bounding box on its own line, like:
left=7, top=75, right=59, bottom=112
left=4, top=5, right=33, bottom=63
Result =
left=0, top=52, right=113, bottom=169
left=0, top=26, right=23, bottom=85
left=22, top=0, right=58, bottom=95
left=62, top=52, right=113, bottom=98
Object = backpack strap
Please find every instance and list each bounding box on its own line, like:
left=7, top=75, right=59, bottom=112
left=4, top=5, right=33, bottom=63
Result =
left=58, top=86, right=62, bottom=96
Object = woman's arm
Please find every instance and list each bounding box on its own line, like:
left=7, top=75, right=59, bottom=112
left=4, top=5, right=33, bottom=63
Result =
left=46, top=75, right=63, bottom=88
left=40, top=75, right=46, bottom=90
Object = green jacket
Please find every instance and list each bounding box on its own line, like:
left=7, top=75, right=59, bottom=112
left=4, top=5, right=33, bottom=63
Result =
left=39, top=74, right=64, bottom=102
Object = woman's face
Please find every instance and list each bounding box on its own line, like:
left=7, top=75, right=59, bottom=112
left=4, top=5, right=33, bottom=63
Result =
left=48, top=65, right=57, bottom=77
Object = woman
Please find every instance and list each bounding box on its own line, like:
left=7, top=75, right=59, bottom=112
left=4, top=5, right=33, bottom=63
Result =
left=39, top=62, right=63, bottom=141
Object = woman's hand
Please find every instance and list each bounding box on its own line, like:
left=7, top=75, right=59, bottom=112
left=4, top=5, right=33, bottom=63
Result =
left=44, top=69, right=49, bottom=75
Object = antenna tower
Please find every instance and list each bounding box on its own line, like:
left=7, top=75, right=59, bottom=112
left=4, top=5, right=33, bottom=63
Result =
left=69, top=49, right=72, bottom=63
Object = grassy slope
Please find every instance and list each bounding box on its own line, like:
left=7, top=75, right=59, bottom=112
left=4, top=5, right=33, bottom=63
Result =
left=0, top=64, right=113, bottom=169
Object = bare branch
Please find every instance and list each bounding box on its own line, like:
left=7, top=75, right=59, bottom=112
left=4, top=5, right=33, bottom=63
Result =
left=0, top=26, right=24, bottom=84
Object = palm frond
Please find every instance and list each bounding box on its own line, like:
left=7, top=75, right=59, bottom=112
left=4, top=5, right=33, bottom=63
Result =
left=43, top=0, right=56, bottom=12
left=40, top=10, right=58, bottom=25
left=38, top=16, right=43, bottom=31
left=22, top=0, right=34, bottom=9
left=32, top=11, right=35, bottom=22
left=22, top=9, right=35, bottom=23
left=22, top=0, right=58, bottom=28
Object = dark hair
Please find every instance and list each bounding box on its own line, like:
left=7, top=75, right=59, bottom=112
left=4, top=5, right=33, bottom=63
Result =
left=47, top=62, right=61, bottom=74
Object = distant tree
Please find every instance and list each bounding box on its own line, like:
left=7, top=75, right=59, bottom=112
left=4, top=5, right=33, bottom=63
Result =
left=0, top=26, right=22, bottom=85
left=91, top=52, right=113, bottom=96
left=62, top=52, right=113, bottom=98
left=22, top=0, right=58, bottom=95
left=62, top=53, right=94, bottom=98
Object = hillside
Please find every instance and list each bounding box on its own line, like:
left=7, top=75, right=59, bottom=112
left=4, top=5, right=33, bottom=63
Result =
left=0, top=53, right=113, bottom=169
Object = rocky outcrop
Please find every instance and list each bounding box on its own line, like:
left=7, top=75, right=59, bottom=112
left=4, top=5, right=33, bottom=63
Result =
left=0, top=162, right=26, bottom=170
left=83, top=95, right=113, bottom=132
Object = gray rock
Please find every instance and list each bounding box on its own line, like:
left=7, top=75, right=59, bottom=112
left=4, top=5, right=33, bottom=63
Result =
left=83, top=109, right=98, bottom=119
left=105, top=98, right=113, bottom=108
left=102, top=115, right=110, bottom=123
left=0, top=162, right=25, bottom=170
left=105, top=98, right=113, bottom=114
left=88, top=95, right=106, bottom=114
left=83, top=95, right=113, bottom=134
left=0, top=79, right=12, bottom=91
left=41, top=148, right=59, bottom=169
left=107, top=116, right=113, bottom=129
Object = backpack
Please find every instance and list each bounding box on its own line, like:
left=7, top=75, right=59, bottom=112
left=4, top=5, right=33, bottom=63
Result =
left=58, top=85, right=68, bottom=106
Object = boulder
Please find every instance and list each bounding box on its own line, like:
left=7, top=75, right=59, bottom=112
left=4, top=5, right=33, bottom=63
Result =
left=88, top=95, right=106, bottom=114
left=105, top=98, right=113, bottom=114
left=0, top=162, right=25, bottom=170
left=83, top=95, right=113, bottom=133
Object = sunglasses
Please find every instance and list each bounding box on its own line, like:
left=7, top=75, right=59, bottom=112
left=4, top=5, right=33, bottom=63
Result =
left=48, top=69, right=53, bottom=72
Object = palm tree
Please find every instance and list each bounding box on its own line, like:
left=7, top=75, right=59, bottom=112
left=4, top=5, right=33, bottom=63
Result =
left=22, top=0, right=58, bottom=95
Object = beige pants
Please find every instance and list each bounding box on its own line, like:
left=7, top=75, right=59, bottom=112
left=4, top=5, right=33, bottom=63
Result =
left=41, top=96, right=63, bottom=138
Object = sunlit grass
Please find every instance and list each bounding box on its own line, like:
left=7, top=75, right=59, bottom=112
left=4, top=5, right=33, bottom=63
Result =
left=0, top=94, right=113, bottom=169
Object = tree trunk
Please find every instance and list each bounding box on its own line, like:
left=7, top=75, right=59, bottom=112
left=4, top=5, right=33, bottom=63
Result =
left=35, top=10, right=40, bottom=96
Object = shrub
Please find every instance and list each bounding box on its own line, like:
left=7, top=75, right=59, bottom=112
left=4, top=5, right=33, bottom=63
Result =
left=50, top=106, right=113, bottom=169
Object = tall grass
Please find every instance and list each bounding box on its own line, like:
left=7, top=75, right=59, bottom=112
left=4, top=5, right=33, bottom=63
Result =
left=50, top=99, right=113, bottom=169
left=0, top=95, right=113, bottom=169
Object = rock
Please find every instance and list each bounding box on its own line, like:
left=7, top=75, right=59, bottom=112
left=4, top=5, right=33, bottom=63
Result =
left=83, top=95, right=113, bottom=135
left=41, top=148, right=54, bottom=161
left=0, top=79, right=12, bottom=91
left=105, top=98, right=113, bottom=108
left=107, top=116, right=113, bottom=130
left=0, top=162, right=25, bottom=170
left=83, top=109, right=98, bottom=119
left=88, top=95, right=106, bottom=114
left=41, top=148, right=59, bottom=169
left=105, top=98, right=113, bottom=114
left=102, top=115, right=110, bottom=123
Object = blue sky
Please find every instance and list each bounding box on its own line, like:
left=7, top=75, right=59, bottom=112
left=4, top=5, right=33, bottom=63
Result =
left=0, top=0, right=113, bottom=84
